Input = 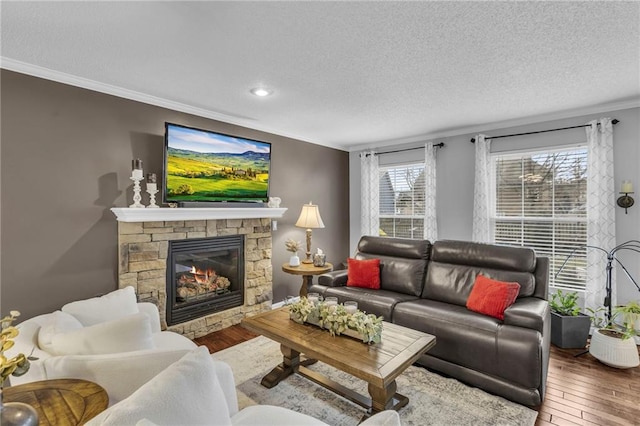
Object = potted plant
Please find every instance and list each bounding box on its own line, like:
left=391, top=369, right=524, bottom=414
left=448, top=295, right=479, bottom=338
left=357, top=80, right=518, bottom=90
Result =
left=549, top=290, right=591, bottom=349
left=615, top=301, right=640, bottom=332
left=587, top=306, right=639, bottom=369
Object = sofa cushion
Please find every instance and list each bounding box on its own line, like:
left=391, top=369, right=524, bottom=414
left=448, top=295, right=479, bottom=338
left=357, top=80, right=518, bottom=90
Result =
left=50, top=312, right=155, bottom=356
left=324, top=287, right=418, bottom=321
left=86, top=347, right=232, bottom=426
left=62, top=286, right=139, bottom=326
left=355, top=253, right=427, bottom=297
left=37, top=311, right=83, bottom=353
left=357, top=236, right=431, bottom=259
left=422, top=262, right=536, bottom=305
left=466, top=275, right=520, bottom=320
left=422, top=240, right=538, bottom=305
left=354, top=237, right=430, bottom=297
left=43, top=348, right=192, bottom=405
left=430, top=240, right=536, bottom=272
left=347, top=257, right=381, bottom=289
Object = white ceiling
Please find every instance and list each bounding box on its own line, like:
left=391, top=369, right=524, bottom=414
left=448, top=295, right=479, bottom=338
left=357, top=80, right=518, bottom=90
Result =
left=2, top=1, right=639, bottom=152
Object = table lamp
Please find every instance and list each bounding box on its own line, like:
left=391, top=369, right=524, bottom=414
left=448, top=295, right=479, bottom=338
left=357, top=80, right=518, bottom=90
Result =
left=295, top=201, right=325, bottom=264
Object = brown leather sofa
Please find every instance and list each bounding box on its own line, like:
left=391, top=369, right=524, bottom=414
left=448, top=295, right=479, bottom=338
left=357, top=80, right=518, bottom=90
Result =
left=309, top=236, right=550, bottom=407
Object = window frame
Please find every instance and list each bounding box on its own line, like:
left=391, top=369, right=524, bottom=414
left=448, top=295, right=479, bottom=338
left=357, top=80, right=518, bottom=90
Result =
left=489, top=143, right=588, bottom=291
left=378, top=161, right=426, bottom=240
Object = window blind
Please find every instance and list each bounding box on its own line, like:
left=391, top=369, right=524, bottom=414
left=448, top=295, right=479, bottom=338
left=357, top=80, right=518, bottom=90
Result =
left=379, top=163, right=426, bottom=239
left=492, top=147, right=588, bottom=290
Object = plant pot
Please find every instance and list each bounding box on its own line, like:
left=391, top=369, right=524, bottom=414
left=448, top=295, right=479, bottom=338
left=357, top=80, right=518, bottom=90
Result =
left=589, top=328, right=640, bottom=369
left=550, top=311, right=591, bottom=349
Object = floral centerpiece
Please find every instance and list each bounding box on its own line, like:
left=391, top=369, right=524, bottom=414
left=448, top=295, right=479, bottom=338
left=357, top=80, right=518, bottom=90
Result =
left=289, top=297, right=383, bottom=344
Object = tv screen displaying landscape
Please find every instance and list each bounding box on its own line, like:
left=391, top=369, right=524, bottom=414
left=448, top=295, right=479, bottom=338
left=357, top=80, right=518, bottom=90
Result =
left=164, top=123, right=271, bottom=203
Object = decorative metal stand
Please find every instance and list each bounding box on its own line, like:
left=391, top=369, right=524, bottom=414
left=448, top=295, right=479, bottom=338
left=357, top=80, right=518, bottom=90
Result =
left=129, top=174, right=145, bottom=208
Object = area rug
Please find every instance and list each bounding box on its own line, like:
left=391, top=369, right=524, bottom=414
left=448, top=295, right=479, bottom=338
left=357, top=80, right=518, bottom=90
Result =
left=211, top=336, right=537, bottom=426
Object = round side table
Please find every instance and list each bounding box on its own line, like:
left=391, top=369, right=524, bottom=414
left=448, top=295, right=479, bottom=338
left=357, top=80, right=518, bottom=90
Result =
left=3, top=378, right=109, bottom=425
left=282, top=262, right=333, bottom=296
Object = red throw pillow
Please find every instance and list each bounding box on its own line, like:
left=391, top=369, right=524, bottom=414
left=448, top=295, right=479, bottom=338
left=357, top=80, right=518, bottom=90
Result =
left=466, top=275, right=520, bottom=320
left=346, top=258, right=381, bottom=289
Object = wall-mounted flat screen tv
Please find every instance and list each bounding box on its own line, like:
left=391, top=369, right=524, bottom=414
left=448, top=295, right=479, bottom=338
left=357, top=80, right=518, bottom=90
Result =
left=163, top=122, right=271, bottom=205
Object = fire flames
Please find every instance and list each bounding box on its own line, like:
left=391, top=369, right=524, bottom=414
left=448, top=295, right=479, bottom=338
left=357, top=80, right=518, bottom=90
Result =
left=177, top=265, right=231, bottom=301
left=190, top=266, right=217, bottom=284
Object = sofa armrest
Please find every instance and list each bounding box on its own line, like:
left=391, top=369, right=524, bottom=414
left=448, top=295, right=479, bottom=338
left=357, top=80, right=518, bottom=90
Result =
left=137, top=302, right=162, bottom=333
left=318, top=270, right=348, bottom=287
left=503, top=298, right=550, bottom=333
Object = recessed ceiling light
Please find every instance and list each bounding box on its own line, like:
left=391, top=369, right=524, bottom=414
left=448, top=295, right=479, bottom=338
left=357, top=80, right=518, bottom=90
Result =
left=250, top=87, right=273, bottom=97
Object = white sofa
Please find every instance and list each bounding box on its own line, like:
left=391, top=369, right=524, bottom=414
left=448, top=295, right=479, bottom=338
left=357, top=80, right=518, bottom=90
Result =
left=86, top=346, right=401, bottom=426
left=11, top=287, right=401, bottom=425
left=8, top=287, right=199, bottom=405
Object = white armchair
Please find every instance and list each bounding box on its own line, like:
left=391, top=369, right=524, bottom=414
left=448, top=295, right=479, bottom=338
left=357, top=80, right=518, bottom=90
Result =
left=8, top=287, right=198, bottom=405
left=86, top=346, right=401, bottom=426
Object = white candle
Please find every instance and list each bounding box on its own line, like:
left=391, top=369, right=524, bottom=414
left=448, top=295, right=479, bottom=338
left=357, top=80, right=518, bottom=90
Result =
left=147, top=182, right=157, bottom=192
left=324, top=297, right=338, bottom=310
left=307, top=293, right=320, bottom=305
left=344, top=301, right=358, bottom=314
left=621, top=180, right=633, bottom=193
left=132, top=169, right=143, bottom=179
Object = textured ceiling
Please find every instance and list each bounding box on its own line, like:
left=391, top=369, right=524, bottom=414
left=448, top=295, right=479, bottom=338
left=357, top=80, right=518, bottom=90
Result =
left=1, top=1, right=639, bottom=151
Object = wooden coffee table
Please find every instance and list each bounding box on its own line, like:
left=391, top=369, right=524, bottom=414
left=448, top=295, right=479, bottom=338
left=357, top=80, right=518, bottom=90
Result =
left=241, top=307, right=435, bottom=416
left=2, top=378, right=109, bottom=425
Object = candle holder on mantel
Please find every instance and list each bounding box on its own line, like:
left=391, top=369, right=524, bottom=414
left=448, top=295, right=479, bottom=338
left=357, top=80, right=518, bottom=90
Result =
left=129, top=173, right=145, bottom=208
left=129, top=159, right=145, bottom=209
left=146, top=173, right=159, bottom=208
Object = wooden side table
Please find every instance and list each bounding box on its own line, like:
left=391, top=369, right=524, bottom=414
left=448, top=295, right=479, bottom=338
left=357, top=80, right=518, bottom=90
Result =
left=3, top=378, right=109, bottom=425
left=282, top=262, right=333, bottom=296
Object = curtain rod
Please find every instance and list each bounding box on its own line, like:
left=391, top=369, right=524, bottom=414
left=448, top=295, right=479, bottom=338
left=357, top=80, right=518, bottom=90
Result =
left=360, top=142, right=444, bottom=157
left=469, top=119, right=619, bottom=143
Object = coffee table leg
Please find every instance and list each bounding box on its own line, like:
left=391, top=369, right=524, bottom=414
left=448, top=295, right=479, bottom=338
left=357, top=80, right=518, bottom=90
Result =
left=368, top=380, right=408, bottom=413
left=260, top=345, right=300, bottom=389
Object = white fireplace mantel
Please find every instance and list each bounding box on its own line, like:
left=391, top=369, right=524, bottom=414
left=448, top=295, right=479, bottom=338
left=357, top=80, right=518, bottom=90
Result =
left=111, top=207, right=287, bottom=222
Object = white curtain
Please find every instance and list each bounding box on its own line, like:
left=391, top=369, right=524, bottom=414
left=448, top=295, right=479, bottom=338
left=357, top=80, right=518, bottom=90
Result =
left=585, top=118, right=616, bottom=316
left=360, top=151, right=379, bottom=236
left=472, top=134, right=492, bottom=243
left=423, top=142, right=438, bottom=241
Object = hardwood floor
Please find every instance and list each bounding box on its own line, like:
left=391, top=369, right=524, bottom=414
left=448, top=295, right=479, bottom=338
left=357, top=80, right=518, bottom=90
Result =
left=536, top=344, right=639, bottom=426
left=195, top=326, right=640, bottom=425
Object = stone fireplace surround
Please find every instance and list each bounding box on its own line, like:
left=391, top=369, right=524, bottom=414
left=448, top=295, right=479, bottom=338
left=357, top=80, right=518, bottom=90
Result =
left=112, top=207, right=286, bottom=339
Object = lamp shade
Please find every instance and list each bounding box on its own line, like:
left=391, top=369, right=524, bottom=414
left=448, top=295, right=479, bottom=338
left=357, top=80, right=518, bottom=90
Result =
left=295, top=202, right=325, bottom=229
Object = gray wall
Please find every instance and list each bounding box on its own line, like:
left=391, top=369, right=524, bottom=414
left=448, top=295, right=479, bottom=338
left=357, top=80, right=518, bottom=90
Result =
left=0, top=70, right=350, bottom=319
left=350, top=107, right=640, bottom=305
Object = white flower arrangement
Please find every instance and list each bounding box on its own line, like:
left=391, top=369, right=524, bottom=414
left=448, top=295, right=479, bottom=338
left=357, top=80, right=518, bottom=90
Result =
left=288, top=297, right=383, bottom=344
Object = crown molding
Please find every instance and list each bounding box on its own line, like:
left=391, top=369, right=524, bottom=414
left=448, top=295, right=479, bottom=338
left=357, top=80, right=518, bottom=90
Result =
left=0, top=57, right=347, bottom=152
left=3, top=57, right=637, bottom=155
left=349, top=98, right=640, bottom=152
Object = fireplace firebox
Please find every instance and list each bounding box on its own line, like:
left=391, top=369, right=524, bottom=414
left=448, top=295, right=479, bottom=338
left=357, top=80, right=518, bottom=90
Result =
left=167, top=235, right=244, bottom=326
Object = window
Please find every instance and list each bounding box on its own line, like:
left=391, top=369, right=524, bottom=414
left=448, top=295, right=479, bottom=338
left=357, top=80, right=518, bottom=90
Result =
left=379, top=163, right=425, bottom=239
left=491, top=146, right=588, bottom=290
